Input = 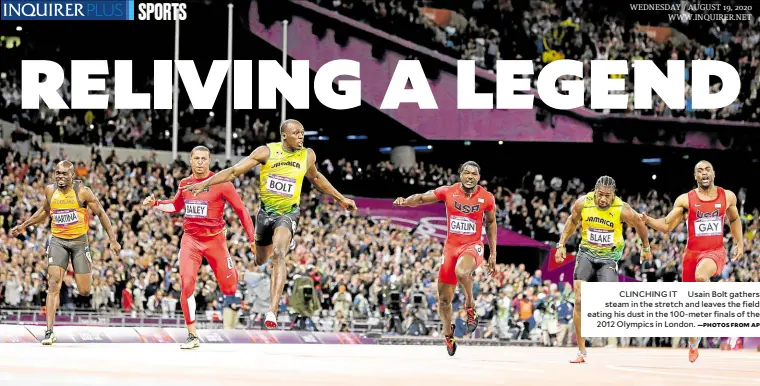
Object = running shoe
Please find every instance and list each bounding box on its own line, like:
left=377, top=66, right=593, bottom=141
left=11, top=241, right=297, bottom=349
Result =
left=180, top=334, right=200, bottom=350
left=570, top=350, right=586, bottom=363
left=445, top=324, right=457, bottom=357
left=41, top=329, right=56, bottom=346
left=465, top=307, right=479, bottom=334
left=264, top=311, right=278, bottom=329
left=688, top=338, right=700, bottom=363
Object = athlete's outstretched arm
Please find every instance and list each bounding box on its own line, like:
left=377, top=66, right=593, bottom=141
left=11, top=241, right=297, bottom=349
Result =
left=20, top=206, right=49, bottom=228
left=183, top=146, right=270, bottom=195
left=145, top=188, right=184, bottom=214
left=557, top=197, right=583, bottom=247
left=11, top=185, right=53, bottom=236
left=555, top=197, right=583, bottom=262
left=642, top=193, right=687, bottom=233
left=393, top=190, right=439, bottom=207
left=724, top=190, right=745, bottom=260
left=81, top=187, right=121, bottom=255
left=305, top=149, right=357, bottom=211
left=220, top=182, right=256, bottom=242
left=621, top=204, right=652, bottom=260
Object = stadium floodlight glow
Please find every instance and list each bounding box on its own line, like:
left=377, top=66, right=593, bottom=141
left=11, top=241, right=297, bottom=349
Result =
left=19, top=59, right=741, bottom=111
left=16, top=26, right=22, bottom=31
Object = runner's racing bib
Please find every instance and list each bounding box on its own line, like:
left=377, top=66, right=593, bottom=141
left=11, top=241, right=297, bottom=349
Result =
left=266, top=175, right=296, bottom=198
left=185, top=200, right=208, bottom=218
left=450, top=216, right=476, bottom=235
left=52, top=209, right=78, bottom=226
left=694, top=217, right=723, bottom=237
left=587, top=228, right=614, bottom=246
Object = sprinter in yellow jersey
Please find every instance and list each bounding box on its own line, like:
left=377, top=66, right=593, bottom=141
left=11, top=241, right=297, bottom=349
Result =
left=554, top=176, right=651, bottom=364
left=183, top=119, right=356, bottom=328
left=11, top=161, right=120, bottom=345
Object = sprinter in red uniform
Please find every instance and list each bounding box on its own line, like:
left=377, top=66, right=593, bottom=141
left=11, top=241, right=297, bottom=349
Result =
left=142, top=146, right=256, bottom=350
left=641, top=160, right=744, bottom=363
left=393, top=161, right=498, bottom=356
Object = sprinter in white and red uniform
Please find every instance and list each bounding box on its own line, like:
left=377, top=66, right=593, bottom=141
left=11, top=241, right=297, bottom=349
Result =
left=641, top=160, right=744, bottom=363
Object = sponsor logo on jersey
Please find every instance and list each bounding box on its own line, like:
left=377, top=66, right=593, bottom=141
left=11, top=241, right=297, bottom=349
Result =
left=271, top=161, right=301, bottom=169
left=586, top=216, right=615, bottom=228
left=696, top=209, right=720, bottom=218
left=454, top=201, right=480, bottom=214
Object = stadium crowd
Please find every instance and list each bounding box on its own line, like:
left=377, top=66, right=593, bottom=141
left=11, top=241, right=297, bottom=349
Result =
left=313, top=0, right=760, bottom=120
left=0, top=71, right=276, bottom=156
left=1, top=139, right=757, bottom=346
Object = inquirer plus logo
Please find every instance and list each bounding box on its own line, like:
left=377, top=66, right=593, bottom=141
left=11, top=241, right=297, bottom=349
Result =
left=1, top=0, right=135, bottom=20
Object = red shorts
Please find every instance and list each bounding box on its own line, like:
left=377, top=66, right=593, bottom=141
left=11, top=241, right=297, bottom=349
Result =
left=682, top=247, right=727, bottom=282
left=439, top=241, right=484, bottom=285
left=180, top=232, right=238, bottom=294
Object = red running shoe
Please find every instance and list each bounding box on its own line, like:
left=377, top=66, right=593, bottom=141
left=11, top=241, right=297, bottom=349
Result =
left=465, top=307, right=479, bottom=334
left=689, top=347, right=699, bottom=363
left=264, top=311, right=278, bottom=329
left=570, top=351, right=586, bottom=364
left=445, top=324, right=457, bottom=357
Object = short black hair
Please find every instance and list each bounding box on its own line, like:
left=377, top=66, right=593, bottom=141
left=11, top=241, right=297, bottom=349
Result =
left=459, top=161, right=481, bottom=174
left=595, top=175, right=616, bottom=190
left=280, top=119, right=303, bottom=135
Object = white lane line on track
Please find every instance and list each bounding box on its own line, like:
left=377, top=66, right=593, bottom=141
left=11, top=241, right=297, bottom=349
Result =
left=607, top=365, right=760, bottom=383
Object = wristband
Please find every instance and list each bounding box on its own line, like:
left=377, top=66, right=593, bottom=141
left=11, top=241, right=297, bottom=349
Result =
left=642, top=246, right=651, bottom=252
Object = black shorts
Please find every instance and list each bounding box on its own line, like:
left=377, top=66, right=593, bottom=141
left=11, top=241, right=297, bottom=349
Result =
left=573, top=251, right=619, bottom=282
left=46, top=235, right=91, bottom=274
left=254, top=209, right=299, bottom=246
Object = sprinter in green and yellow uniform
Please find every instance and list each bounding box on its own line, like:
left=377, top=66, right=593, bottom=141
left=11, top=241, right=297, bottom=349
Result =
left=554, top=176, right=652, bottom=364
left=183, top=119, right=357, bottom=329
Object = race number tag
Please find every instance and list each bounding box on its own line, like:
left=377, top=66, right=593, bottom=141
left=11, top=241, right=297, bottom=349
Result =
left=266, top=175, right=296, bottom=198
left=587, top=228, right=614, bottom=246
left=694, top=218, right=723, bottom=237
left=184, top=200, right=208, bottom=218
left=450, top=216, right=476, bottom=235
left=52, top=210, right=78, bottom=226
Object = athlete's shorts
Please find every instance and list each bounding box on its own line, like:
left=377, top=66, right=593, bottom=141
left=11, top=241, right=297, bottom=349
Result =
left=179, top=232, right=237, bottom=294
left=439, top=241, right=484, bottom=285
left=682, top=247, right=726, bottom=282
left=46, top=235, right=91, bottom=274
left=179, top=232, right=237, bottom=325
left=573, top=251, right=619, bottom=282
left=254, top=209, right=299, bottom=246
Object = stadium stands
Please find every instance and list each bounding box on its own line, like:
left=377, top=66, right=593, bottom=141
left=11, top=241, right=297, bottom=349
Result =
left=1, top=0, right=758, bottom=348
left=311, top=0, right=760, bottom=119
left=1, top=139, right=757, bottom=346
